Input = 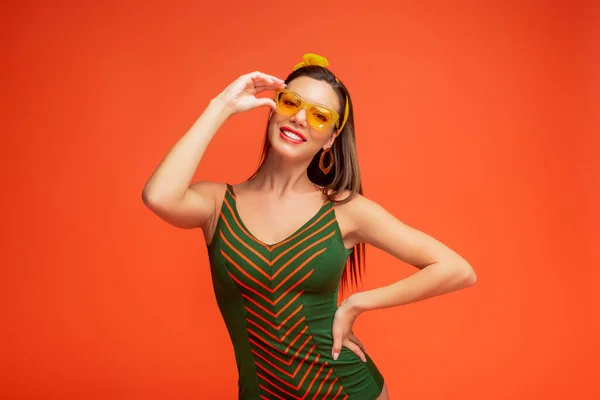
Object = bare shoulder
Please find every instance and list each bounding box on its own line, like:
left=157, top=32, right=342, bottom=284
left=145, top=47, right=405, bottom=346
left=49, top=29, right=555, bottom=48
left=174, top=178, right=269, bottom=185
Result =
left=187, top=180, right=228, bottom=232
left=329, top=189, right=410, bottom=250
left=333, top=190, right=469, bottom=271
left=327, top=188, right=371, bottom=249
left=327, top=188, right=373, bottom=216
left=325, top=187, right=475, bottom=276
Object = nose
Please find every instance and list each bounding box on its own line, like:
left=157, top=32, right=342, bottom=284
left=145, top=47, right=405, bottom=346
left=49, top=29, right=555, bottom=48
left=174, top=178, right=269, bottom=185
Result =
left=289, top=108, right=308, bottom=128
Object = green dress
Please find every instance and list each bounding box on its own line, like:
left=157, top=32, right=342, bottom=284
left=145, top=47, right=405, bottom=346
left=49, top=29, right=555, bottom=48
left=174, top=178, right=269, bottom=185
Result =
left=206, top=184, right=385, bottom=399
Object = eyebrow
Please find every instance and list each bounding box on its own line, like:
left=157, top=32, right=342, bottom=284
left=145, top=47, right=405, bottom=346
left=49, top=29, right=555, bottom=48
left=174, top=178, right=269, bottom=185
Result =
left=289, top=90, right=333, bottom=109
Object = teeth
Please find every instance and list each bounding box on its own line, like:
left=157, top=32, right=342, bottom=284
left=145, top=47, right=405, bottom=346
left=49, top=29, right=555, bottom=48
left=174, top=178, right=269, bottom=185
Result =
left=282, top=129, right=303, bottom=141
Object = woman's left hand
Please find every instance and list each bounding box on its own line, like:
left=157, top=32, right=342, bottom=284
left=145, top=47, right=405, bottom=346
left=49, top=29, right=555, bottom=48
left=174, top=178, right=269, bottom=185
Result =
left=331, top=295, right=367, bottom=362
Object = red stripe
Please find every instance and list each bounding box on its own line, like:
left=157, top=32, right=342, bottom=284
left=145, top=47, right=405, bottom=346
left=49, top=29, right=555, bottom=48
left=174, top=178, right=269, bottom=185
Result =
left=248, top=327, right=312, bottom=361
left=297, top=353, right=320, bottom=390
left=275, top=270, right=313, bottom=304
left=245, top=303, right=302, bottom=335
left=223, top=250, right=273, bottom=293
left=281, top=316, right=305, bottom=342
left=332, top=385, right=344, bottom=400
left=242, top=293, right=275, bottom=317
left=302, top=361, right=327, bottom=400
left=271, top=206, right=333, bottom=251
left=246, top=307, right=278, bottom=331
left=285, top=326, right=308, bottom=353
left=322, top=377, right=338, bottom=400
left=278, top=305, right=302, bottom=330
left=288, top=329, right=311, bottom=355
left=274, top=291, right=303, bottom=317
left=226, top=187, right=235, bottom=200
left=254, top=346, right=315, bottom=388
left=247, top=319, right=280, bottom=342
left=257, top=372, right=300, bottom=399
left=272, top=218, right=336, bottom=263
left=220, top=228, right=271, bottom=272
left=220, top=210, right=271, bottom=264
left=249, top=337, right=292, bottom=366
left=256, top=363, right=298, bottom=390
left=224, top=196, right=272, bottom=251
left=312, top=368, right=333, bottom=400
left=248, top=328, right=280, bottom=350
left=252, top=350, right=295, bottom=378
left=272, top=231, right=336, bottom=279
left=228, top=272, right=273, bottom=305
left=291, top=344, right=316, bottom=378
left=273, top=249, right=325, bottom=292
left=259, top=384, right=287, bottom=400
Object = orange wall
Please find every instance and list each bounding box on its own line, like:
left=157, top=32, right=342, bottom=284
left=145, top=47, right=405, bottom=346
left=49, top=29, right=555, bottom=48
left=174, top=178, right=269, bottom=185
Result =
left=2, top=1, right=597, bottom=399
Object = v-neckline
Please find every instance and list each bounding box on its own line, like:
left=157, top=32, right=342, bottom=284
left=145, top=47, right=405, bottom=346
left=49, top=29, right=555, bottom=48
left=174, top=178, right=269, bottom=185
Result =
left=228, top=183, right=331, bottom=248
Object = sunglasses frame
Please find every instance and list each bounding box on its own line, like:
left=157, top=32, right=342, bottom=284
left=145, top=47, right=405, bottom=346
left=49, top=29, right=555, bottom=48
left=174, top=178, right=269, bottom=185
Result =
left=273, top=89, right=341, bottom=131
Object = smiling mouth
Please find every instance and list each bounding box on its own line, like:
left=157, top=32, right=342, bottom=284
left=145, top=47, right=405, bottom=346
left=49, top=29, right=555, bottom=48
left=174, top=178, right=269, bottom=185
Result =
left=280, top=128, right=306, bottom=142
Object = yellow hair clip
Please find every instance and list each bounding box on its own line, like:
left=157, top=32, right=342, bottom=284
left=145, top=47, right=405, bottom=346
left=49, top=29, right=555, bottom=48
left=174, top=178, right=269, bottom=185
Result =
left=292, top=53, right=349, bottom=136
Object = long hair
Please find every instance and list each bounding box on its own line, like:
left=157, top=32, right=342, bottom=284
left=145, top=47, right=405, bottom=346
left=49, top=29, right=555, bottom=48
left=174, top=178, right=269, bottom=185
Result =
left=246, top=65, right=366, bottom=296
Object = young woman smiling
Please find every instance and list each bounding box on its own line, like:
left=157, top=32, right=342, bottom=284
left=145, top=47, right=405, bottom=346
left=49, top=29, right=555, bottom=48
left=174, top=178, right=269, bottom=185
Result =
left=143, top=54, right=477, bottom=399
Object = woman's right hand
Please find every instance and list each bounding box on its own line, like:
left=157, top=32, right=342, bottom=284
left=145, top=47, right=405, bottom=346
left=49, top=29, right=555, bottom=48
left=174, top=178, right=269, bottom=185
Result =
left=213, top=71, right=286, bottom=116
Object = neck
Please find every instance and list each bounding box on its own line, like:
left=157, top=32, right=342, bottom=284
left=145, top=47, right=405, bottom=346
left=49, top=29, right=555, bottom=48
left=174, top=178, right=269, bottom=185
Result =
left=248, top=150, right=318, bottom=197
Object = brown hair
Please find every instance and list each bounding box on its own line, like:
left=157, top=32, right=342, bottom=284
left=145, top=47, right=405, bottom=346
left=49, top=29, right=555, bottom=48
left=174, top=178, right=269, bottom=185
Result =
left=247, top=65, right=366, bottom=296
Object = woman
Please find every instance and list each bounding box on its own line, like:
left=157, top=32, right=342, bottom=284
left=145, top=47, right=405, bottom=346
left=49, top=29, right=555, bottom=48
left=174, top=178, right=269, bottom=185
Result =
left=142, top=53, right=477, bottom=399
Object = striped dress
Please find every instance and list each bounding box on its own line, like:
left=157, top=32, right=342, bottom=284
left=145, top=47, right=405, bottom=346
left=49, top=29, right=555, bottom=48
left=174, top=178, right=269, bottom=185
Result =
left=206, top=183, right=385, bottom=399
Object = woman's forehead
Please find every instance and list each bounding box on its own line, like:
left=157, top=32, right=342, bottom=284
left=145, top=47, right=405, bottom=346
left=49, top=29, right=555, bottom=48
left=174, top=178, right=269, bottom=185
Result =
left=286, top=77, right=340, bottom=109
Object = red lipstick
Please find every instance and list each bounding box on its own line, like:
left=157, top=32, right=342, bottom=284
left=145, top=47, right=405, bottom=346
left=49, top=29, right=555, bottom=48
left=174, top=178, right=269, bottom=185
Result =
left=280, top=126, right=306, bottom=141
left=279, top=126, right=306, bottom=144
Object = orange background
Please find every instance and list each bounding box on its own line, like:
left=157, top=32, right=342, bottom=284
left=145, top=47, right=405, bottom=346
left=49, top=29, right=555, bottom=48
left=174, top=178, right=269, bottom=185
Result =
left=1, top=1, right=598, bottom=399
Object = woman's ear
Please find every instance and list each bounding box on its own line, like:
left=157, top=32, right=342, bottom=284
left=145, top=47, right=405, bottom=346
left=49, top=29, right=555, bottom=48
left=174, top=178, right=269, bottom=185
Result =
left=326, top=132, right=337, bottom=148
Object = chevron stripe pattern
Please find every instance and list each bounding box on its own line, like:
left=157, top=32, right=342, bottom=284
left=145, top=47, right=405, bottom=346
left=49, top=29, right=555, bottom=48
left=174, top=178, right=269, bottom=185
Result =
left=207, top=183, right=385, bottom=399
left=223, top=184, right=347, bottom=399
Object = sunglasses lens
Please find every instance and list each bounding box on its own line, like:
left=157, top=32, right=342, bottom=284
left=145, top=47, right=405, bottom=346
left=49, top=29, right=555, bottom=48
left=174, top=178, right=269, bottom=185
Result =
left=308, top=106, right=335, bottom=130
left=277, top=92, right=301, bottom=114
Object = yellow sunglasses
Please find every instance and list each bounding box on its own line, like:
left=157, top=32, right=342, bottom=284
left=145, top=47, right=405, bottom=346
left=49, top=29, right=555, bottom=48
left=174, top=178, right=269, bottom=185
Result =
left=274, top=89, right=347, bottom=134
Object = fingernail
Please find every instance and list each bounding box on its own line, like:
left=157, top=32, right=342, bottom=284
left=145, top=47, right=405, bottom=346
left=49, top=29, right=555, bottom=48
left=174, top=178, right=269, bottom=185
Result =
left=333, top=352, right=339, bottom=361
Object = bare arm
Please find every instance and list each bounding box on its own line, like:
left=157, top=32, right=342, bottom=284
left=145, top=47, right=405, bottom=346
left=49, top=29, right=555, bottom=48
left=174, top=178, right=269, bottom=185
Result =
left=345, top=194, right=477, bottom=311
left=141, top=99, right=232, bottom=229
left=142, top=71, right=286, bottom=230
left=330, top=194, right=476, bottom=360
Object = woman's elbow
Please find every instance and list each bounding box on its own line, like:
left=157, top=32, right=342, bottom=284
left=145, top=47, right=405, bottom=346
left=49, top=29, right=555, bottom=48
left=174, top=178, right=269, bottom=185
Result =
left=459, top=262, right=477, bottom=286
